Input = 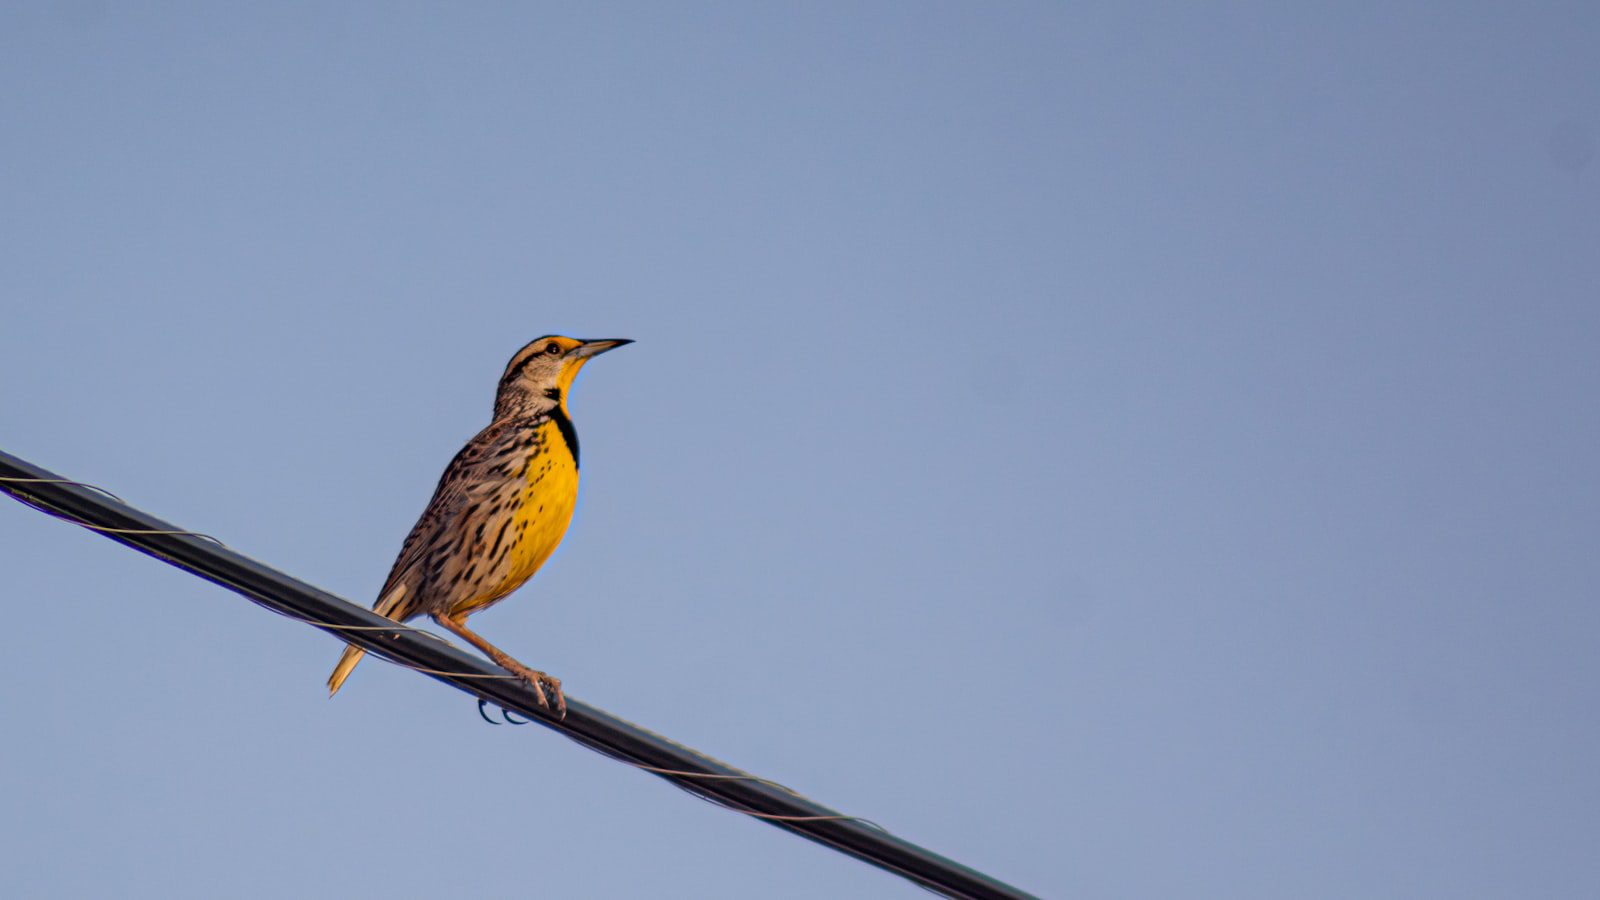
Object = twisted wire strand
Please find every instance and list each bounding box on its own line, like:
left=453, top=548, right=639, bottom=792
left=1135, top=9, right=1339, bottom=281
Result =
left=0, top=476, right=127, bottom=504
left=554, top=724, right=889, bottom=830
left=174, top=558, right=527, bottom=683
left=2, top=484, right=227, bottom=546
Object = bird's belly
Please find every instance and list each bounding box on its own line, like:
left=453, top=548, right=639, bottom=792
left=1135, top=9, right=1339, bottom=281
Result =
left=452, top=439, right=579, bottom=615
left=507, top=465, right=578, bottom=586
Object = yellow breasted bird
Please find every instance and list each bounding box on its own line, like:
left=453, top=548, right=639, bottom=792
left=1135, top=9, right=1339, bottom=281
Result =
left=326, top=335, right=632, bottom=716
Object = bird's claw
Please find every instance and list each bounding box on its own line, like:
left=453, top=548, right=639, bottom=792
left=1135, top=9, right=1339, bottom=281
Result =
left=474, top=662, right=566, bottom=722
left=517, top=671, right=566, bottom=720
left=540, top=673, right=566, bottom=720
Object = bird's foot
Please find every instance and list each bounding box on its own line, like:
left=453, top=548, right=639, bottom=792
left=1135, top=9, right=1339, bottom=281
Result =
left=496, top=658, right=566, bottom=720
left=522, top=670, right=565, bottom=720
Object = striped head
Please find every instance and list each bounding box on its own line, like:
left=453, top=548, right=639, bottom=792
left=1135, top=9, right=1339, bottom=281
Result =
left=494, top=335, right=632, bottom=418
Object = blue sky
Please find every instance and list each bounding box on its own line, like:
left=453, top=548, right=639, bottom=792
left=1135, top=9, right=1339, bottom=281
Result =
left=2, top=3, right=1598, bottom=897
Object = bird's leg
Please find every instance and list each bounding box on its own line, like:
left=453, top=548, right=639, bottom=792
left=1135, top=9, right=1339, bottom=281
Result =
left=434, top=612, right=566, bottom=719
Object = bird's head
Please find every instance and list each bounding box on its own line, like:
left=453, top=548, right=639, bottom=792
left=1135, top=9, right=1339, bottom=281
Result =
left=494, top=335, right=632, bottom=418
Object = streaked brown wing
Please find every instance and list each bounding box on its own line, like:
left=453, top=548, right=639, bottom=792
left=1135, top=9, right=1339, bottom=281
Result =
left=375, top=417, right=546, bottom=620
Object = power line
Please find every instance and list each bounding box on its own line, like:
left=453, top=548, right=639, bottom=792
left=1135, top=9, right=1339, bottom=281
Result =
left=0, top=449, right=1036, bottom=900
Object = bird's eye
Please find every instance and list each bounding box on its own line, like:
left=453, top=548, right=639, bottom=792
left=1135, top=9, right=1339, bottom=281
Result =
left=545, top=342, right=562, bottom=355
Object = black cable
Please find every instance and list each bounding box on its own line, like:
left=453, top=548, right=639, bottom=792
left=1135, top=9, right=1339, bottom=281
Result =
left=0, top=449, right=1037, bottom=900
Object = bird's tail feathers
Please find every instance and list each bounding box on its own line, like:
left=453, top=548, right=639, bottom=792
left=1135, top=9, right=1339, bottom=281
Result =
left=326, top=584, right=409, bottom=697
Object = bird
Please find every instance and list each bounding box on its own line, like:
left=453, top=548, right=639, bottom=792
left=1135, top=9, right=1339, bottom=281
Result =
left=326, top=335, right=632, bottom=717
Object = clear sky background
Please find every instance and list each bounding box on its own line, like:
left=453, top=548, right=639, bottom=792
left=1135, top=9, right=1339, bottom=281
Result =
left=2, top=3, right=1598, bottom=898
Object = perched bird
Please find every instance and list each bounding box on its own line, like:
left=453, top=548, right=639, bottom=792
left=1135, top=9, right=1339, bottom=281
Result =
left=327, top=335, right=632, bottom=716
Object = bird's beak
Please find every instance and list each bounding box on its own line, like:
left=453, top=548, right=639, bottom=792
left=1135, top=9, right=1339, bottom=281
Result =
left=570, top=338, right=634, bottom=359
